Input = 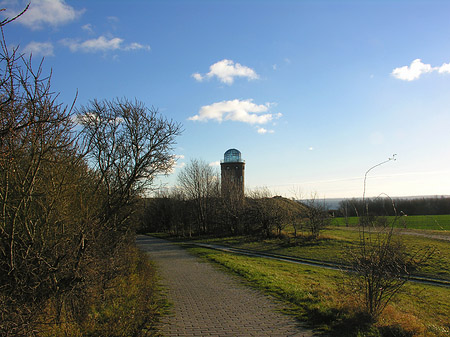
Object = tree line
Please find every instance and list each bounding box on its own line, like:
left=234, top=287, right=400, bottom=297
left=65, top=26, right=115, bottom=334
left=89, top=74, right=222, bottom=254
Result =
left=139, top=159, right=330, bottom=239
left=337, top=196, right=450, bottom=218
left=0, top=9, right=181, bottom=335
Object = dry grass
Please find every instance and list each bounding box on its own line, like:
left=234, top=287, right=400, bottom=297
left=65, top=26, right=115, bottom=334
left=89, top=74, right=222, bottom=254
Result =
left=35, top=245, right=165, bottom=337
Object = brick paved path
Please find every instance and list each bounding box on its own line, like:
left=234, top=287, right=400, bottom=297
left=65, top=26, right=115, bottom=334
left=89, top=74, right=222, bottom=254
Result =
left=136, top=235, right=315, bottom=337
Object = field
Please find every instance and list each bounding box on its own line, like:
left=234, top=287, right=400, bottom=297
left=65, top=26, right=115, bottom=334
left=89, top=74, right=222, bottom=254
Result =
left=197, top=227, right=450, bottom=281
left=331, top=214, right=450, bottom=230
left=185, top=223, right=450, bottom=336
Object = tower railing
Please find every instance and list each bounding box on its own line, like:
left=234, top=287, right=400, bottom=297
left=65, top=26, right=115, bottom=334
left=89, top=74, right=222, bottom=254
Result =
left=220, top=159, right=245, bottom=163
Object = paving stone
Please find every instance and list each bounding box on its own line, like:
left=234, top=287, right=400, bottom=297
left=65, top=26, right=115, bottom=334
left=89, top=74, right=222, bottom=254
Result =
left=136, top=235, right=317, bottom=337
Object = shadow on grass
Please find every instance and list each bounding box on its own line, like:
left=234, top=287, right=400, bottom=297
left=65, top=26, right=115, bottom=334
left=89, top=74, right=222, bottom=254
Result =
left=301, top=307, right=415, bottom=337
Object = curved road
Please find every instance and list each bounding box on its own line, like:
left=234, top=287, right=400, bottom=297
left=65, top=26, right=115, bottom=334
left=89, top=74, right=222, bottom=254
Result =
left=136, top=235, right=315, bottom=337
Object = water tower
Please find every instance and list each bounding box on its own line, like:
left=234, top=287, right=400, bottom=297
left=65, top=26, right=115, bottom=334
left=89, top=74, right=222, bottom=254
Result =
left=220, top=149, right=245, bottom=200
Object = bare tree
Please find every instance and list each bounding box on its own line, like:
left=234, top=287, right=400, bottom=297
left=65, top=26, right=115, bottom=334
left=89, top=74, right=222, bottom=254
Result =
left=303, top=194, right=330, bottom=239
left=0, top=5, right=29, bottom=28
left=348, top=221, right=433, bottom=320
left=289, top=187, right=306, bottom=238
left=338, top=199, right=351, bottom=227
left=346, top=155, right=433, bottom=321
left=77, top=98, right=182, bottom=232
left=177, top=159, right=220, bottom=234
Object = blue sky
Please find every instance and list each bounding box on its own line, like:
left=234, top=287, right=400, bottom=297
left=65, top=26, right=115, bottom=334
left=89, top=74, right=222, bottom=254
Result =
left=4, top=0, right=450, bottom=198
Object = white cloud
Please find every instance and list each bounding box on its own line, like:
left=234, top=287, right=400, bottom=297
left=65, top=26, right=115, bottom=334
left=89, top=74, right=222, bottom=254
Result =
left=391, top=58, right=450, bottom=81
left=74, top=113, right=125, bottom=126
left=166, top=155, right=186, bottom=174
left=209, top=161, right=220, bottom=167
left=61, top=36, right=150, bottom=53
left=192, top=73, right=204, bottom=81
left=438, top=62, right=450, bottom=74
left=175, top=154, right=185, bottom=160
left=193, top=59, right=259, bottom=84
left=174, top=155, right=185, bottom=169
left=61, top=36, right=122, bottom=52
left=73, top=113, right=99, bottom=125
left=3, top=0, right=84, bottom=29
left=189, top=99, right=281, bottom=125
left=391, top=59, right=434, bottom=81
left=23, top=41, right=54, bottom=56
left=257, top=127, right=274, bottom=134
left=82, top=23, right=94, bottom=34
left=124, top=42, right=151, bottom=51
left=257, top=127, right=268, bottom=134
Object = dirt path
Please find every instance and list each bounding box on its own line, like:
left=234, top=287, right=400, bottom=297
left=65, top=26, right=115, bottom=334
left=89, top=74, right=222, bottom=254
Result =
left=398, top=230, right=450, bottom=241
left=136, top=235, right=316, bottom=337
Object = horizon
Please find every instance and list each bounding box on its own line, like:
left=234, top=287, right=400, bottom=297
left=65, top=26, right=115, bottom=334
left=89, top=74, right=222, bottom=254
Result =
left=298, top=194, right=450, bottom=209
left=4, top=0, right=450, bottom=199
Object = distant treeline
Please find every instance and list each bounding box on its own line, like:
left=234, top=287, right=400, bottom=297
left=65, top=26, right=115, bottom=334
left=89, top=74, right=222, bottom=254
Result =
left=138, top=195, right=315, bottom=238
left=336, top=196, right=450, bottom=217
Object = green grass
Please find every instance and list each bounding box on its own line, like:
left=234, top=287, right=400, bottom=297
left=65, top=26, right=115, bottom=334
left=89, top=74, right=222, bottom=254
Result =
left=188, top=246, right=450, bottom=337
left=332, top=214, right=450, bottom=230
left=196, top=227, right=450, bottom=281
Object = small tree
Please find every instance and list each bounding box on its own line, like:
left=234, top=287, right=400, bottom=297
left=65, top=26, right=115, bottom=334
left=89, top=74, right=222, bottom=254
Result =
left=347, top=155, right=433, bottom=322
left=303, top=195, right=330, bottom=239
left=348, top=221, right=432, bottom=320
left=338, top=199, right=351, bottom=227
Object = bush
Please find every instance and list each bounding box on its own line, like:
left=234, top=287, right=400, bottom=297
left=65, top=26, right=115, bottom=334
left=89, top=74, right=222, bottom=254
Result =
left=346, top=216, right=433, bottom=321
left=36, top=244, right=164, bottom=337
left=81, top=245, right=163, bottom=337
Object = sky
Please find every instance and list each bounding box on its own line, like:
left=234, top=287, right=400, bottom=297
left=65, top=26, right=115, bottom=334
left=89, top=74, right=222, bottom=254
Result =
left=3, top=0, right=450, bottom=199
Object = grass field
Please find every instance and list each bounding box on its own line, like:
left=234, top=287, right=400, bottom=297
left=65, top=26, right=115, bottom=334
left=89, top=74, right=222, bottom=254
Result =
left=188, top=246, right=450, bottom=336
left=332, top=214, right=450, bottom=230
left=197, top=227, right=450, bottom=281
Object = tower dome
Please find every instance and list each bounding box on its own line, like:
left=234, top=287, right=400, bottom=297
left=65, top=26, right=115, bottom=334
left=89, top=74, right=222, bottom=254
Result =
left=223, top=148, right=242, bottom=163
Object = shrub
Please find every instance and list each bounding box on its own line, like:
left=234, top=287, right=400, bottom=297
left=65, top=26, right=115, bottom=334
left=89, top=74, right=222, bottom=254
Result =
left=37, top=244, right=164, bottom=337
